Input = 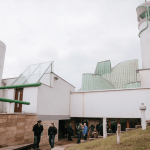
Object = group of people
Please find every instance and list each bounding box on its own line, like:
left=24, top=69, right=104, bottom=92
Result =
left=76, top=123, right=89, bottom=144
left=67, top=121, right=112, bottom=144
left=32, top=120, right=57, bottom=150
left=67, top=123, right=89, bottom=144
left=32, top=120, right=113, bottom=149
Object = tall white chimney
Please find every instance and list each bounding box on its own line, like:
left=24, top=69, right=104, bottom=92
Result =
left=0, top=41, right=6, bottom=86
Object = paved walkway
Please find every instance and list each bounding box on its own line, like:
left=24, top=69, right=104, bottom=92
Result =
left=39, top=144, right=76, bottom=150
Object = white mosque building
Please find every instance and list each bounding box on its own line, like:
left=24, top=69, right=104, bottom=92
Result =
left=0, top=1, right=150, bottom=140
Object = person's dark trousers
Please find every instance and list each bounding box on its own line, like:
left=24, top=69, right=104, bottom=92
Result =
left=84, top=134, right=87, bottom=140
left=49, top=135, right=55, bottom=149
left=77, top=133, right=81, bottom=144
left=98, top=130, right=100, bottom=135
left=68, top=132, right=72, bottom=141
left=32, top=136, right=41, bottom=149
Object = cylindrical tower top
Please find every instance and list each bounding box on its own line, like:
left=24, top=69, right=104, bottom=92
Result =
left=136, top=2, right=150, bottom=69
left=136, top=2, right=150, bottom=35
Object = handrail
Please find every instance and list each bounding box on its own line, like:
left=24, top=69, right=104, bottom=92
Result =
left=0, top=98, right=30, bottom=105
left=0, top=83, right=41, bottom=89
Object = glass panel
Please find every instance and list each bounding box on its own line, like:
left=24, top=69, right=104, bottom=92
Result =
left=24, top=62, right=51, bottom=84
left=12, top=64, right=39, bottom=85
left=12, top=62, right=52, bottom=85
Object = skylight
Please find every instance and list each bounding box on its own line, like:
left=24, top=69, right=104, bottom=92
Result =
left=12, top=61, right=53, bottom=85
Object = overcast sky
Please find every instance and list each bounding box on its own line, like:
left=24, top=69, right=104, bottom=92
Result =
left=0, top=0, right=147, bottom=90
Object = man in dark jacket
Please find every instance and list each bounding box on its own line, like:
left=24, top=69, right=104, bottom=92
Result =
left=96, top=122, right=101, bottom=135
left=67, top=123, right=74, bottom=141
left=100, top=122, right=103, bottom=136
left=32, top=120, right=43, bottom=150
left=48, top=123, right=57, bottom=149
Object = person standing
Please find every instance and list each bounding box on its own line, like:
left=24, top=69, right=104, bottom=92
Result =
left=89, top=124, right=95, bottom=137
left=77, top=123, right=82, bottom=144
left=67, top=123, right=74, bottom=141
left=96, top=122, right=101, bottom=135
left=32, top=120, right=43, bottom=150
left=107, top=121, right=111, bottom=133
left=48, top=123, right=57, bottom=149
left=83, top=123, right=88, bottom=140
left=100, top=122, right=103, bottom=136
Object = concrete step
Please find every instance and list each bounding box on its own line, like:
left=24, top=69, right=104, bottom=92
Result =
left=135, top=125, right=142, bottom=129
left=53, top=147, right=65, bottom=150
left=126, top=128, right=135, bottom=131
left=81, top=140, right=88, bottom=143
left=89, top=138, right=97, bottom=141
left=107, top=133, right=116, bottom=136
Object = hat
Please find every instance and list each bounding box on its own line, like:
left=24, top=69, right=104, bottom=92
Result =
left=37, top=120, right=42, bottom=123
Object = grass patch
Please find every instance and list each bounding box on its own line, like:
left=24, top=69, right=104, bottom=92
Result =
left=66, top=126, right=150, bottom=150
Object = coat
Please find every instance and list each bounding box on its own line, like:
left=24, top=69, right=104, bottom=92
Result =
left=67, top=125, right=74, bottom=133
left=77, top=125, right=82, bottom=134
left=96, top=123, right=101, bottom=131
left=90, top=125, right=95, bottom=131
left=83, top=126, right=88, bottom=135
left=33, top=123, right=43, bottom=136
left=48, top=126, right=57, bottom=136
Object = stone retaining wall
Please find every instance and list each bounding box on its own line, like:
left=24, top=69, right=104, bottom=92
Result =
left=0, top=114, right=58, bottom=148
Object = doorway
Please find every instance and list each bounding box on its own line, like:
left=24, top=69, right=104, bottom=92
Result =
left=14, top=88, right=23, bottom=113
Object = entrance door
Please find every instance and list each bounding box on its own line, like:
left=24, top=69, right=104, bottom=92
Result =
left=14, top=89, right=23, bottom=112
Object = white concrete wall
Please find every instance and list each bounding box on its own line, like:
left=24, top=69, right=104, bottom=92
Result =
left=70, top=88, right=150, bottom=120
left=37, top=73, right=75, bottom=118
left=2, top=78, right=17, bottom=86
left=0, top=89, right=8, bottom=113
left=139, top=70, right=150, bottom=87
left=22, top=87, right=38, bottom=114
left=139, top=21, right=150, bottom=69
left=0, top=78, right=16, bottom=112
left=6, top=89, right=15, bottom=113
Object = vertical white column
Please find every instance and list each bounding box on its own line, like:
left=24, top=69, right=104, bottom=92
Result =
left=103, top=117, right=107, bottom=138
left=139, top=103, right=146, bottom=130
left=0, top=41, right=6, bottom=87
left=117, top=124, right=121, bottom=144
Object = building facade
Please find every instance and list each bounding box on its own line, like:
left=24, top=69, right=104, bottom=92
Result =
left=0, top=1, right=150, bottom=147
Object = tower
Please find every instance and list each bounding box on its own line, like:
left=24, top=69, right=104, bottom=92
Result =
left=0, top=41, right=6, bottom=87
left=136, top=2, right=150, bottom=69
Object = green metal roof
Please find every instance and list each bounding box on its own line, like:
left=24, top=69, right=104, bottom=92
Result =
left=103, top=59, right=139, bottom=89
left=79, top=74, right=115, bottom=91
left=94, top=60, right=111, bottom=75
left=79, top=59, right=140, bottom=91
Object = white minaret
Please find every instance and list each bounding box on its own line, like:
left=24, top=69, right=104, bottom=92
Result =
left=136, top=2, right=150, bottom=69
left=0, top=41, right=6, bottom=87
